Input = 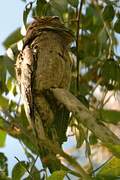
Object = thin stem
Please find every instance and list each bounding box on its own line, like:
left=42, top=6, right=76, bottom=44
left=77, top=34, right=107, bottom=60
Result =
left=85, top=135, right=94, bottom=174
left=76, top=0, right=84, bottom=92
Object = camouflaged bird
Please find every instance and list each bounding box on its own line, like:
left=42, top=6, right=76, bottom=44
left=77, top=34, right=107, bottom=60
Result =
left=15, top=16, right=73, bottom=145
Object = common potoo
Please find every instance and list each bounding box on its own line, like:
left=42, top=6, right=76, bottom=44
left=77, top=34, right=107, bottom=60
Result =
left=16, top=16, right=73, bottom=147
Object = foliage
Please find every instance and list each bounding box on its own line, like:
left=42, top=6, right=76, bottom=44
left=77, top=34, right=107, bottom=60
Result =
left=1, top=0, right=120, bottom=179
left=96, top=157, right=120, bottom=179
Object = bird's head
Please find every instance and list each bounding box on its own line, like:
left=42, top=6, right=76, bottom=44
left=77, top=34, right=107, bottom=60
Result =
left=24, top=16, right=74, bottom=47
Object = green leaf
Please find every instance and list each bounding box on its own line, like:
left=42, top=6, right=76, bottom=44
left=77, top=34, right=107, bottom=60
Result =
left=77, top=95, right=89, bottom=107
left=12, top=161, right=28, bottom=180
left=96, top=176, right=119, bottom=180
left=0, top=118, right=4, bottom=127
left=4, top=56, right=15, bottom=77
left=97, top=157, right=120, bottom=178
left=3, top=28, right=23, bottom=48
left=107, top=145, right=120, bottom=158
left=47, top=170, right=67, bottom=180
left=89, top=133, right=97, bottom=145
left=102, top=5, right=115, bottom=22
left=0, top=96, right=9, bottom=109
left=114, top=17, right=120, bottom=34
left=0, top=153, right=8, bottom=176
left=100, top=59, right=120, bottom=87
left=0, top=130, right=7, bottom=147
left=100, top=109, right=120, bottom=124
left=6, top=78, right=12, bottom=92
left=51, top=0, right=67, bottom=11
left=83, top=56, right=98, bottom=66
left=83, top=4, right=102, bottom=32
left=25, top=166, right=41, bottom=180
left=35, top=0, right=48, bottom=16
left=23, top=2, right=33, bottom=26
left=98, top=27, right=108, bottom=45
left=0, top=56, right=7, bottom=94
left=50, top=0, right=67, bottom=17
left=67, top=0, right=79, bottom=8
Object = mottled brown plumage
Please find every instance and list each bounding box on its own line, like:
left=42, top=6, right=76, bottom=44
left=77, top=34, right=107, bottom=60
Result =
left=16, top=16, right=73, bottom=144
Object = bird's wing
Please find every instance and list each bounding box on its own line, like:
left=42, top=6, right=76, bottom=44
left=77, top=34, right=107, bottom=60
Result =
left=16, top=46, right=34, bottom=124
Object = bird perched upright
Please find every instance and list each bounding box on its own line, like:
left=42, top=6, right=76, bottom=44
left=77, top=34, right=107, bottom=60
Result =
left=15, top=16, right=73, bottom=147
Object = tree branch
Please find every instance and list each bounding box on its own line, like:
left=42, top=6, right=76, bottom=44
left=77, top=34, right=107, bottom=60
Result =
left=51, top=88, right=120, bottom=148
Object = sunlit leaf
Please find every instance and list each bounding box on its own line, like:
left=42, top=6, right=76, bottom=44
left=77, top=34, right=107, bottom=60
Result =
left=47, top=170, right=67, bottom=180
left=97, top=157, right=120, bottom=178
left=0, top=130, right=7, bottom=147
left=7, top=78, right=13, bottom=92
left=0, top=96, right=9, bottom=109
left=107, top=145, right=120, bottom=158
